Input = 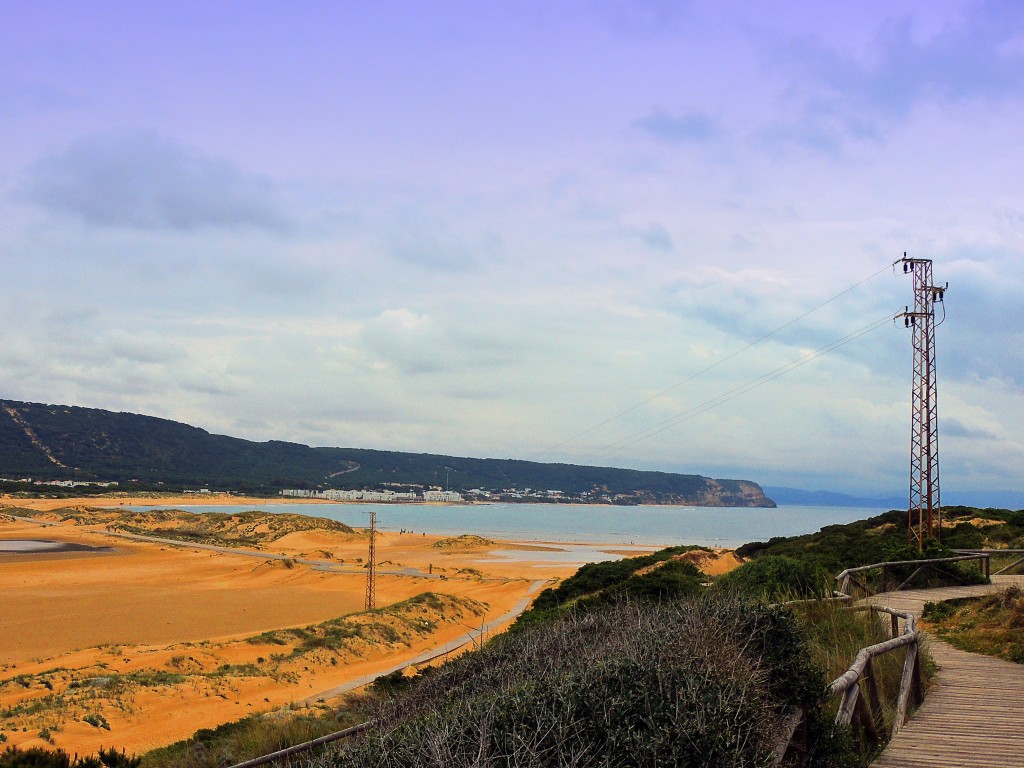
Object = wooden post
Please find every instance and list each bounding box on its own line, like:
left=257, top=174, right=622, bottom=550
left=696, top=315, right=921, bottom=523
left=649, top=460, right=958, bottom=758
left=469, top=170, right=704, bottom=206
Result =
left=854, top=692, right=879, bottom=748
left=890, top=613, right=899, bottom=638
left=911, top=645, right=923, bottom=706
left=850, top=575, right=870, bottom=596
left=770, top=706, right=805, bottom=766
left=893, top=640, right=919, bottom=733
left=836, top=682, right=860, bottom=726
left=863, top=659, right=887, bottom=741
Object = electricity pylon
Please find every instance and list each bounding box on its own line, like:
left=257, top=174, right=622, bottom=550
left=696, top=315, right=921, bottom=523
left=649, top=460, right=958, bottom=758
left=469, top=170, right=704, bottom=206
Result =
left=897, top=254, right=947, bottom=551
left=365, top=509, right=377, bottom=610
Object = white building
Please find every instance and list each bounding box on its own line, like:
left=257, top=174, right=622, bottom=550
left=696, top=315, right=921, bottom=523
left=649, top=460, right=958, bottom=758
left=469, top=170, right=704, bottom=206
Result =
left=422, top=490, right=463, bottom=502
left=282, top=489, right=418, bottom=502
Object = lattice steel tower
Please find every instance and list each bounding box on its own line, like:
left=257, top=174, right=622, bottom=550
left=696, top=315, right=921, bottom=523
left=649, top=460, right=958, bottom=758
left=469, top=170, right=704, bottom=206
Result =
left=898, top=254, right=947, bottom=550
left=365, top=509, right=377, bottom=610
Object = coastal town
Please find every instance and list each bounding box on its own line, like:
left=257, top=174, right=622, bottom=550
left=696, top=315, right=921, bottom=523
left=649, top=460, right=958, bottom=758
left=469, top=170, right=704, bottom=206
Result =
left=280, top=486, right=691, bottom=505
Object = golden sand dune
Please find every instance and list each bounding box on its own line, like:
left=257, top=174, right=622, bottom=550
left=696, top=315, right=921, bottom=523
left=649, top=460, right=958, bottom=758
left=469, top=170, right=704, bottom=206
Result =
left=0, top=505, right=575, bottom=755
left=268, top=529, right=357, bottom=557
left=676, top=548, right=744, bottom=576
left=14, top=505, right=359, bottom=547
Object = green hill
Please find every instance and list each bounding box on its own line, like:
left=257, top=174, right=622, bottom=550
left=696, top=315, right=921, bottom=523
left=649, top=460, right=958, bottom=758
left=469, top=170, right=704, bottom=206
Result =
left=0, top=398, right=774, bottom=505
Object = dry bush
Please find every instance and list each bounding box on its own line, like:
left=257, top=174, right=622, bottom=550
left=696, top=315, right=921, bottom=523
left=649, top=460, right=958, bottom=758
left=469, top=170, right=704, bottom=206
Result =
left=308, top=595, right=851, bottom=767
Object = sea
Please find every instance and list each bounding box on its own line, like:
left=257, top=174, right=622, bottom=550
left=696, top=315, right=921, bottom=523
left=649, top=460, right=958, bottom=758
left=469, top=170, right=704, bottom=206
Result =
left=114, top=502, right=890, bottom=550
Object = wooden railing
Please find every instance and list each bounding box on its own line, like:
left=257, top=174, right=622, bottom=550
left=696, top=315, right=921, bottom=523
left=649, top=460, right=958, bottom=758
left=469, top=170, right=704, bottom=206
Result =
left=829, top=606, right=921, bottom=739
left=773, top=603, right=921, bottom=764
left=951, top=548, right=1024, bottom=576
left=776, top=554, right=985, bottom=763
left=835, top=553, right=990, bottom=597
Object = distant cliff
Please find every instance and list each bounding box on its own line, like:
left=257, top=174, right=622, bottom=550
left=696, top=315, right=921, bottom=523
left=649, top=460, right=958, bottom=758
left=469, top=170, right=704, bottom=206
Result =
left=0, top=399, right=775, bottom=507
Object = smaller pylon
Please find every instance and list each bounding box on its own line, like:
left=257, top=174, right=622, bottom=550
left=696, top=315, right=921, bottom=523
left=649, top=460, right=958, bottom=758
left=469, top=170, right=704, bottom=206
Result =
left=365, top=509, right=377, bottom=610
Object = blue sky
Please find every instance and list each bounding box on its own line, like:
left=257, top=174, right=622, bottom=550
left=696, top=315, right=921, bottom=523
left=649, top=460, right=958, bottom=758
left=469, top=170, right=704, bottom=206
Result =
left=2, top=1, right=1023, bottom=497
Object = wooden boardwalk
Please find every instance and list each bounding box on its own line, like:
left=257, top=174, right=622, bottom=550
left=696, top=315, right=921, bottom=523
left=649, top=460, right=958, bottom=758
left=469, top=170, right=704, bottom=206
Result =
left=869, top=575, right=1024, bottom=768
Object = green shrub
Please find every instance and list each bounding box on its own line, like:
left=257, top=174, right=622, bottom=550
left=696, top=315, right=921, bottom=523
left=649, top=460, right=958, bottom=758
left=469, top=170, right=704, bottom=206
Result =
left=82, top=713, right=110, bottom=730
left=605, top=558, right=703, bottom=602
left=0, top=747, right=139, bottom=768
left=0, top=746, right=71, bottom=768
left=716, top=555, right=833, bottom=601
left=943, top=522, right=985, bottom=549
left=370, top=670, right=415, bottom=695
left=515, top=546, right=706, bottom=627
left=97, top=749, right=139, bottom=768
left=922, top=600, right=959, bottom=621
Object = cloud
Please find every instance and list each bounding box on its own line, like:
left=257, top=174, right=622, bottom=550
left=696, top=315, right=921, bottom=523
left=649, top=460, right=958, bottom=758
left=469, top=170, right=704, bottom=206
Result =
left=634, top=108, right=721, bottom=144
left=943, top=417, right=997, bottom=440
left=635, top=223, right=674, bottom=251
left=360, top=308, right=447, bottom=376
left=386, top=215, right=502, bottom=272
left=939, top=256, right=1024, bottom=387
left=18, top=131, right=290, bottom=232
left=762, top=1, right=1024, bottom=149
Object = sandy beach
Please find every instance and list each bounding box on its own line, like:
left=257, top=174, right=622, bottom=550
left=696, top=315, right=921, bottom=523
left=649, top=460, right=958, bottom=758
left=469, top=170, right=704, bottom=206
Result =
left=0, top=496, right=740, bottom=756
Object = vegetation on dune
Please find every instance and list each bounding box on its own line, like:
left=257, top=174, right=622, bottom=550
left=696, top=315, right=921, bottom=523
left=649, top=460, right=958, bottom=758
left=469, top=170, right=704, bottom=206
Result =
left=716, top=554, right=834, bottom=601
left=139, top=705, right=371, bottom=768
left=430, top=535, right=494, bottom=549
left=923, top=585, right=1024, bottom=664
left=314, top=595, right=853, bottom=768
left=12, top=507, right=357, bottom=547
left=939, top=505, right=1024, bottom=552
left=248, top=593, right=485, bottom=657
left=0, top=747, right=139, bottom=768
left=514, top=545, right=708, bottom=627
left=735, top=508, right=993, bottom=594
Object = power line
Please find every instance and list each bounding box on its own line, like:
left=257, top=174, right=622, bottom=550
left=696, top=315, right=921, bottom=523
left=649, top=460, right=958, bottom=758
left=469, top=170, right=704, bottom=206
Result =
left=579, top=312, right=899, bottom=464
left=530, top=263, right=894, bottom=461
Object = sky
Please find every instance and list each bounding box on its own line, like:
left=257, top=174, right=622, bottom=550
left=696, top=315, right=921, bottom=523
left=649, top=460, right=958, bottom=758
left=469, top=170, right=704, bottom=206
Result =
left=2, top=0, right=1023, bottom=499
